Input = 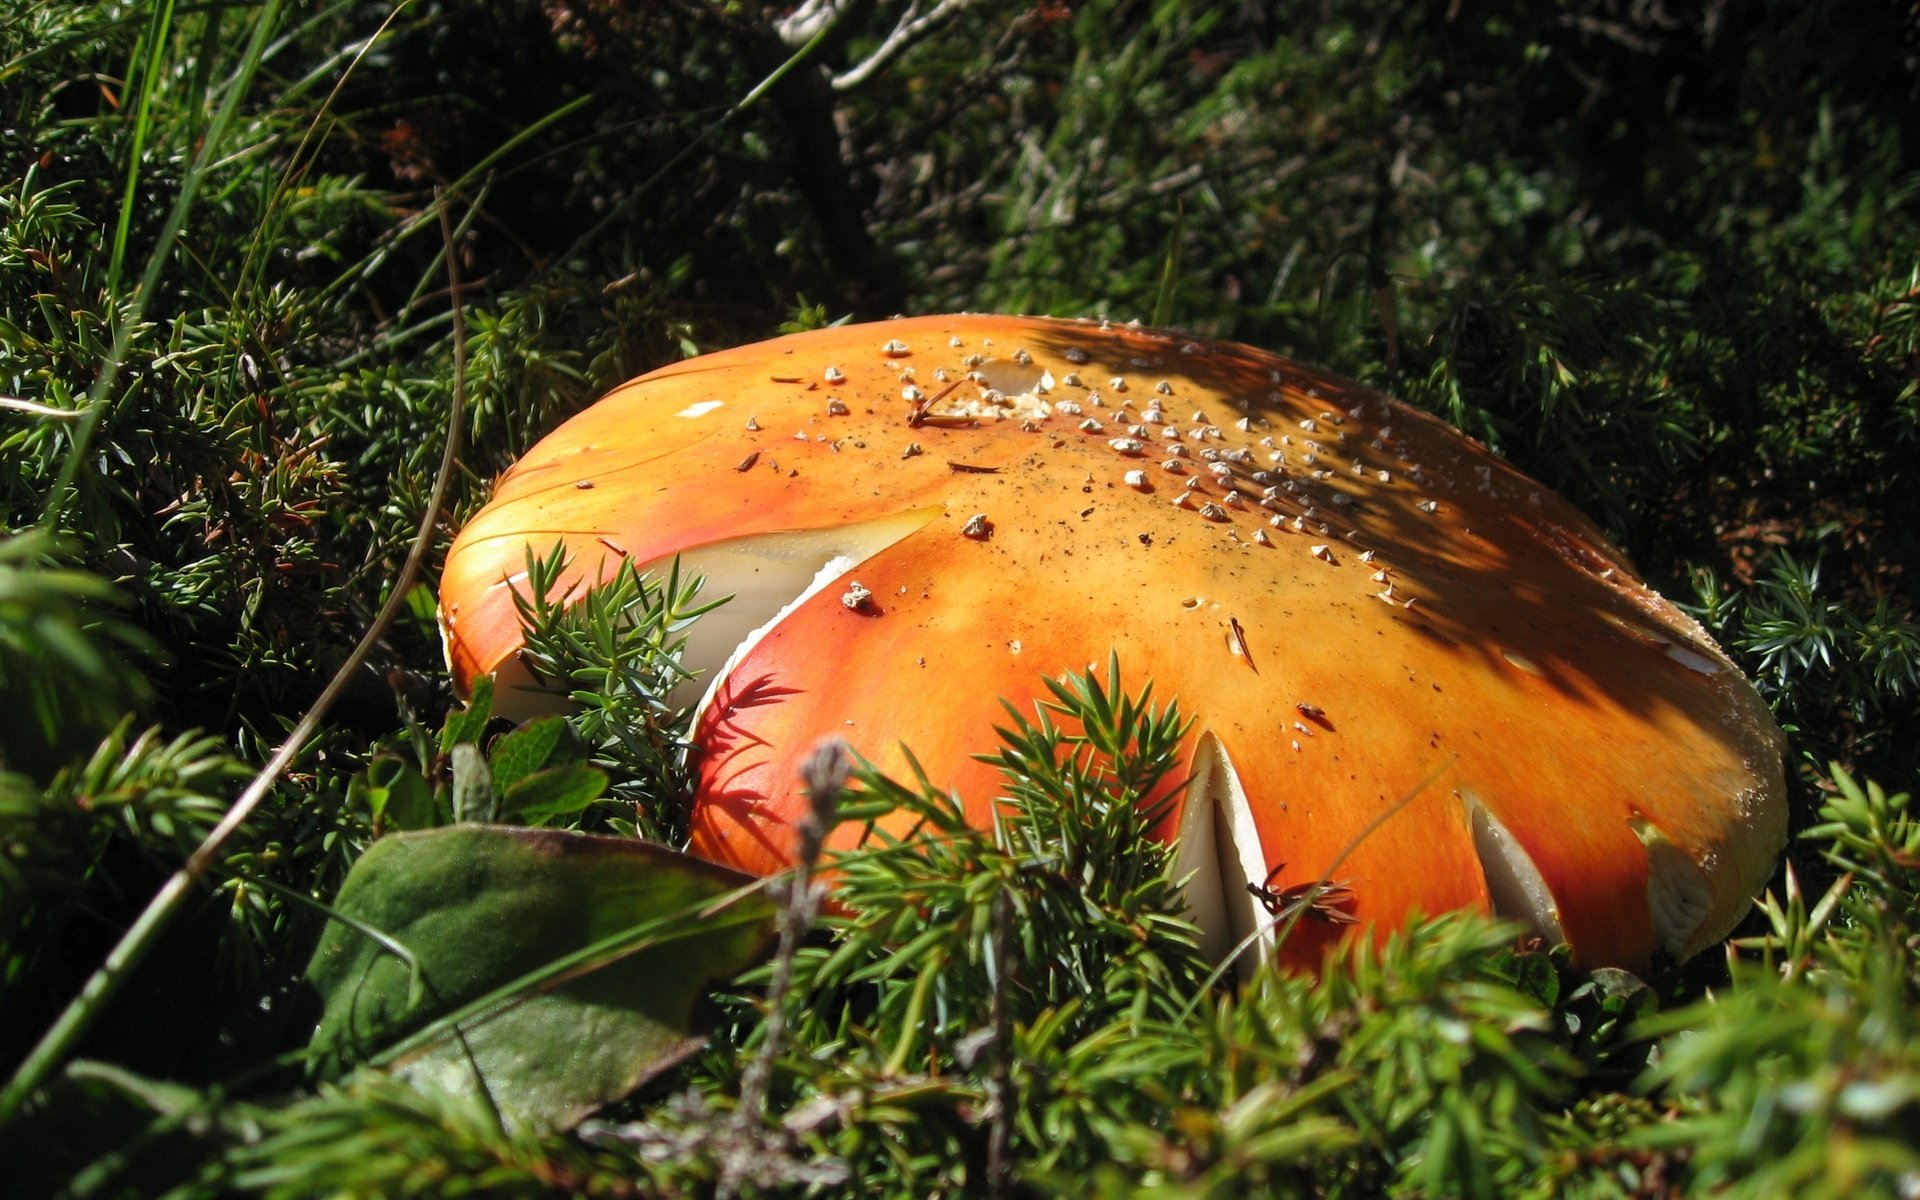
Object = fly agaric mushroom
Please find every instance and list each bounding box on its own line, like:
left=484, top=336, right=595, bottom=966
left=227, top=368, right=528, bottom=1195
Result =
left=441, top=314, right=1786, bottom=972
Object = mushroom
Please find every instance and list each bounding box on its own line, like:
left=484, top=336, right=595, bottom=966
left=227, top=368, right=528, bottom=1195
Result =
left=441, top=315, right=1786, bottom=972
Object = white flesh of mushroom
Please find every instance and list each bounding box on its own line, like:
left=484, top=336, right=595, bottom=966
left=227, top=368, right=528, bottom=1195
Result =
left=486, top=511, right=934, bottom=724
left=667, top=512, right=938, bottom=718
left=1465, top=793, right=1568, bottom=948
left=1170, top=734, right=1275, bottom=969
left=1632, top=817, right=1717, bottom=959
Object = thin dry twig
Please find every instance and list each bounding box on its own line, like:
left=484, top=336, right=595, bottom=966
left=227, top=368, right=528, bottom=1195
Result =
left=985, top=887, right=1014, bottom=1199
left=832, top=0, right=982, bottom=92
left=0, top=188, right=472, bottom=1126
left=720, top=739, right=850, bottom=1199
left=0, top=397, right=84, bottom=419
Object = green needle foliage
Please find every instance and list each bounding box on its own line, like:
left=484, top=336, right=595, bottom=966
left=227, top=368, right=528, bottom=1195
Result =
left=508, top=545, right=724, bottom=844
left=1, top=0, right=1917, bottom=1195
left=1692, top=554, right=1920, bottom=772
left=0, top=531, right=155, bottom=779
left=1633, top=771, right=1920, bottom=1200
left=771, top=659, right=1211, bottom=1067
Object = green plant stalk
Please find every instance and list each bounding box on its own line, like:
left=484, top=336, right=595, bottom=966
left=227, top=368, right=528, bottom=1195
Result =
left=39, top=0, right=285, bottom=535
left=104, top=0, right=178, bottom=302
left=559, top=11, right=849, bottom=265
left=884, top=951, right=943, bottom=1077
left=985, top=887, right=1013, bottom=1199
left=390, top=99, right=596, bottom=315
left=240, top=0, right=418, bottom=303
left=246, top=875, right=430, bottom=1012
left=1150, top=201, right=1184, bottom=328
left=0, top=187, right=468, bottom=1128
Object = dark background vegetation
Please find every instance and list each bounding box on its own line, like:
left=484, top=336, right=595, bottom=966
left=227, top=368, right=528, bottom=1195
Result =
left=1, top=1, right=1917, bottom=1195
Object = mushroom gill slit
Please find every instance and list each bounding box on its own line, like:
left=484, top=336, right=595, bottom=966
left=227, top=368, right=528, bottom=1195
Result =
left=1631, top=817, right=1715, bottom=959
left=1465, top=795, right=1568, bottom=947
left=1171, top=733, right=1274, bottom=970
left=670, top=508, right=940, bottom=721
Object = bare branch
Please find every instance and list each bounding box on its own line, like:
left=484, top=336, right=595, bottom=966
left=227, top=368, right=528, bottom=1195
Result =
left=775, top=0, right=849, bottom=46
left=832, top=0, right=980, bottom=92
left=0, top=397, right=83, bottom=419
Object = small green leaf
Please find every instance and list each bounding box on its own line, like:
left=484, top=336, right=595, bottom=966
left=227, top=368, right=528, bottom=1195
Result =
left=384, top=765, right=439, bottom=832
left=501, top=763, right=607, bottom=824
left=1582, top=966, right=1654, bottom=1018
left=439, top=676, right=493, bottom=752
left=449, top=743, right=495, bottom=824
left=303, top=826, right=774, bottom=1133
left=405, top=582, right=439, bottom=624
left=488, top=716, right=573, bottom=792
left=1491, top=945, right=1561, bottom=1007
left=354, top=754, right=439, bottom=831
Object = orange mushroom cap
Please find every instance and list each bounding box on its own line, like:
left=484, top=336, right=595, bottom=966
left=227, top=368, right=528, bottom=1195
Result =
left=441, top=314, right=1786, bottom=972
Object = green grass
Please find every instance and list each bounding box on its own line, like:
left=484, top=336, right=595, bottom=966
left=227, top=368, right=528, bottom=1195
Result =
left=1, top=0, right=1917, bottom=1196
